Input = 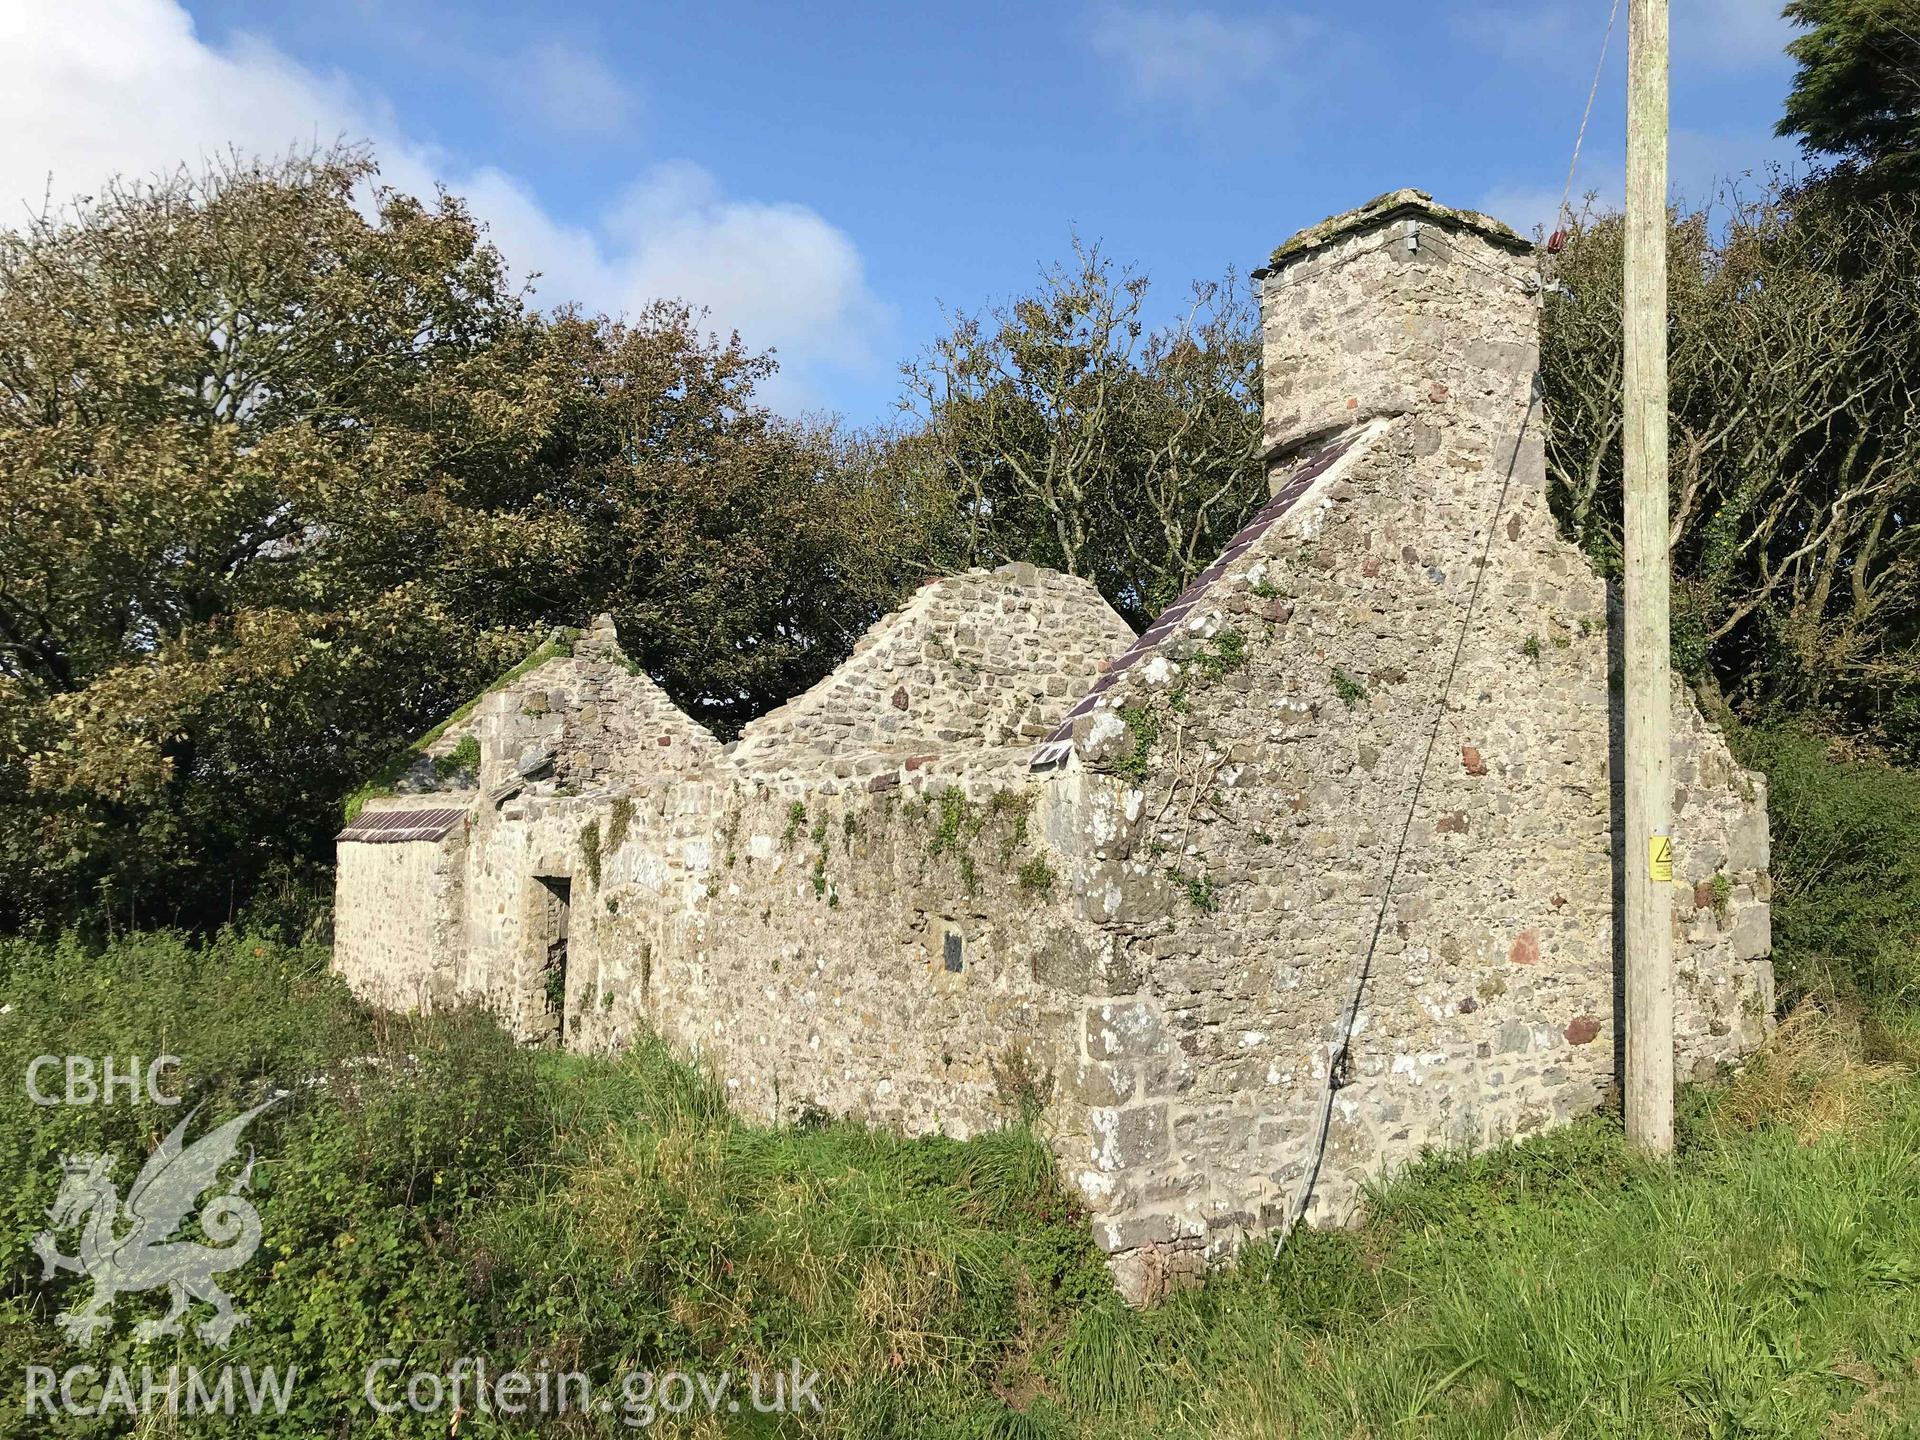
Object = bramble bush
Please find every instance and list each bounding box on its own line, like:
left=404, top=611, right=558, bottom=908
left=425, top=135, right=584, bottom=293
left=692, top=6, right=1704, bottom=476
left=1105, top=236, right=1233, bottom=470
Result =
left=1731, top=724, right=1920, bottom=1016
left=0, top=931, right=1109, bottom=1438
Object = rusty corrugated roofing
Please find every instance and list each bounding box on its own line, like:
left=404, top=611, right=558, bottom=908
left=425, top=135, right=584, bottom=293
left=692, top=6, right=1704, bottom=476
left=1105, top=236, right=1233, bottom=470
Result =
left=338, top=807, right=468, bottom=844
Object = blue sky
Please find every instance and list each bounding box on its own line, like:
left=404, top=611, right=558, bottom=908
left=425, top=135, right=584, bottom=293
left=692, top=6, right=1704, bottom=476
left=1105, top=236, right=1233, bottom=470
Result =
left=2, top=1, right=1801, bottom=423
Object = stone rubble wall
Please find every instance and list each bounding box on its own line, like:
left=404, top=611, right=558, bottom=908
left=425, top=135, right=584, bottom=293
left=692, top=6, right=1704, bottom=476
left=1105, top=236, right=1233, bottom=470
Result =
left=731, top=564, right=1136, bottom=779
left=332, top=808, right=468, bottom=1013
left=335, top=616, right=724, bottom=1033
left=447, top=620, right=724, bottom=1041
left=375, top=737, right=1108, bottom=1145
left=473, top=617, right=722, bottom=797
left=589, top=764, right=1090, bottom=1137
left=333, top=192, right=1775, bottom=1309
left=352, top=616, right=719, bottom=810
left=1043, top=212, right=1772, bottom=1302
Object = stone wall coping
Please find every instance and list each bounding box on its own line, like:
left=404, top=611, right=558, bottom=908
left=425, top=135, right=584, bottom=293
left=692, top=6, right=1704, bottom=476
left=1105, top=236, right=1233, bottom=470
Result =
left=1256, top=188, right=1532, bottom=275
left=357, top=793, right=478, bottom=812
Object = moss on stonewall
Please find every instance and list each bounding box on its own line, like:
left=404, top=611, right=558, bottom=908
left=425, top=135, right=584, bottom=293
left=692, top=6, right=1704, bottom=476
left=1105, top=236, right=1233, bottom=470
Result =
left=578, top=821, right=602, bottom=890
left=606, top=796, right=635, bottom=853
left=344, top=628, right=579, bottom=822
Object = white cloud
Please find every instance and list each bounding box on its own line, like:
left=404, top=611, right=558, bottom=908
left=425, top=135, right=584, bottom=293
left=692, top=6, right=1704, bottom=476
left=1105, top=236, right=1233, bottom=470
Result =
left=1454, top=6, right=1580, bottom=64
left=1479, top=127, right=1798, bottom=236
left=0, top=0, right=389, bottom=219
left=1090, top=5, right=1312, bottom=106
left=0, top=0, right=883, bottom=410
left=600, top=164, right=884, bottom=374
left=1457, top=0, right=1792, bottom=72
left=1681, top=0, right=1795, bottom=70
left=455, top=161, right=886, bottom=386
left=519, top=41, right=640, bottom=137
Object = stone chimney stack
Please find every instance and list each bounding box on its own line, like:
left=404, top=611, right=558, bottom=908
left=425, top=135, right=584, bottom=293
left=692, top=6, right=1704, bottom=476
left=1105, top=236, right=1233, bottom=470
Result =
left=1254, top=189, right=1538, bottom=489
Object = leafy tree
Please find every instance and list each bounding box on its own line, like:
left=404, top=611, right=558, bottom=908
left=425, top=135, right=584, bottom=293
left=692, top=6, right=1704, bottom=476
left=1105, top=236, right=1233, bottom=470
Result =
left=897, top=240, right=1263, bottom=627
left=0, top=149, right=570, bottom=930
left=1541, top=181, right=1920, bottom=751
left=0, top=150, right=927, bottom=931
left=532, top=307, right=933, bottom=734
left=1779, top=0, right=1920, bottom=193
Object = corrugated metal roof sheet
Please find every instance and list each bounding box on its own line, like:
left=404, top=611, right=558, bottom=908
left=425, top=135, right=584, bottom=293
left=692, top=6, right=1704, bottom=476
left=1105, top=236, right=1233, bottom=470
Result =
left=337, top=807, right=468, bottom=844
left=1030, top=437, right=1353, bottom=769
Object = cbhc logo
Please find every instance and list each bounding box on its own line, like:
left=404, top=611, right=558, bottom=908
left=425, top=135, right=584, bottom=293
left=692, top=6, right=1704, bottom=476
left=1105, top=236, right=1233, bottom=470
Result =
left=26, top=1056, right=182, bottom=1107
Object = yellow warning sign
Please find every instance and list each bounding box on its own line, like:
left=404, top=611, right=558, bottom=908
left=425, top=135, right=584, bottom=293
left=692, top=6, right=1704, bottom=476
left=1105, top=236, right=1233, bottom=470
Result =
left=1648, top=834, right=1674, bottom=883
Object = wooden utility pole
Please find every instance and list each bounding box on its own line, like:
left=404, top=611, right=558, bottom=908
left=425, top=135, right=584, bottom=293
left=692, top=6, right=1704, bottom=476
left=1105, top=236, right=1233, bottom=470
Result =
left=1623, top=0, right=1673, bottom=1154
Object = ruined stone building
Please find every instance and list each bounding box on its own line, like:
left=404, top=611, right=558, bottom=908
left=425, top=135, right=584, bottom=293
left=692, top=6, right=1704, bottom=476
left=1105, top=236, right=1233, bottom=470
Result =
left=335, top=191, right=1773, bottom=1301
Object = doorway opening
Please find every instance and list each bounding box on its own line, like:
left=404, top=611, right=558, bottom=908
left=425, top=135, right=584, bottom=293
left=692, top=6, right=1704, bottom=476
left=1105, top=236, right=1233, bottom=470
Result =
left=535, top=876, right=571, bottom=1042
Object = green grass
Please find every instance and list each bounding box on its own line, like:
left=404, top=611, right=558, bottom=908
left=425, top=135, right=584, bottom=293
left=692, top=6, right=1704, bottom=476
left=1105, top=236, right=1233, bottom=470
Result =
left=1165, top=866, right=1218, bottom=912
left=1017, top=857, right=1057, bottom=897
left=1116, top=1016, right=1920, bottom=1439
left=1106, top=704, right=1162, bottom=784
left=2, top=931, right=1918, bottom=1438
left=433, top=732, right=482, bottom=779
left=1189, top=627, right=1247, bottom=682
left=0, top=932, right=1111, bottom=1438
left=1330, top=665, right=1368, bottom=707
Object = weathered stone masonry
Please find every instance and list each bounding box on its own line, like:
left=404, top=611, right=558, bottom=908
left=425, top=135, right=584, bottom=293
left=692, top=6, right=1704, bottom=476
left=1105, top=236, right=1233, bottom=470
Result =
left=335, top=190, right=1772, bottom=1303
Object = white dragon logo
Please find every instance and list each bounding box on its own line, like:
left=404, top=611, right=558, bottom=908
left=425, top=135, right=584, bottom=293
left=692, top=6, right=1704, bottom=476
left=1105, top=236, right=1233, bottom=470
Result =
left=32, top=1099, right=276, bottom=1348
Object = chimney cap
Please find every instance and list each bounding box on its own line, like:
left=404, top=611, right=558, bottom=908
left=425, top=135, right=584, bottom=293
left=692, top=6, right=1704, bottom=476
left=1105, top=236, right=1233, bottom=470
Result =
left=1256, top=189, right=1532, bottom=276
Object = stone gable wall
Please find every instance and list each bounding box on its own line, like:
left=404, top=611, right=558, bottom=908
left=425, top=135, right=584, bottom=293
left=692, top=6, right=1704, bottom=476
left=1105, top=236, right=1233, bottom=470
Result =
left=473, top=618, right=722, bottom=797
left=1037, top=419, right=1770, bottom=1299
left=1030, top=205, right=1771, bottom=1299
left=731, top=564, right=1136, bottom=780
